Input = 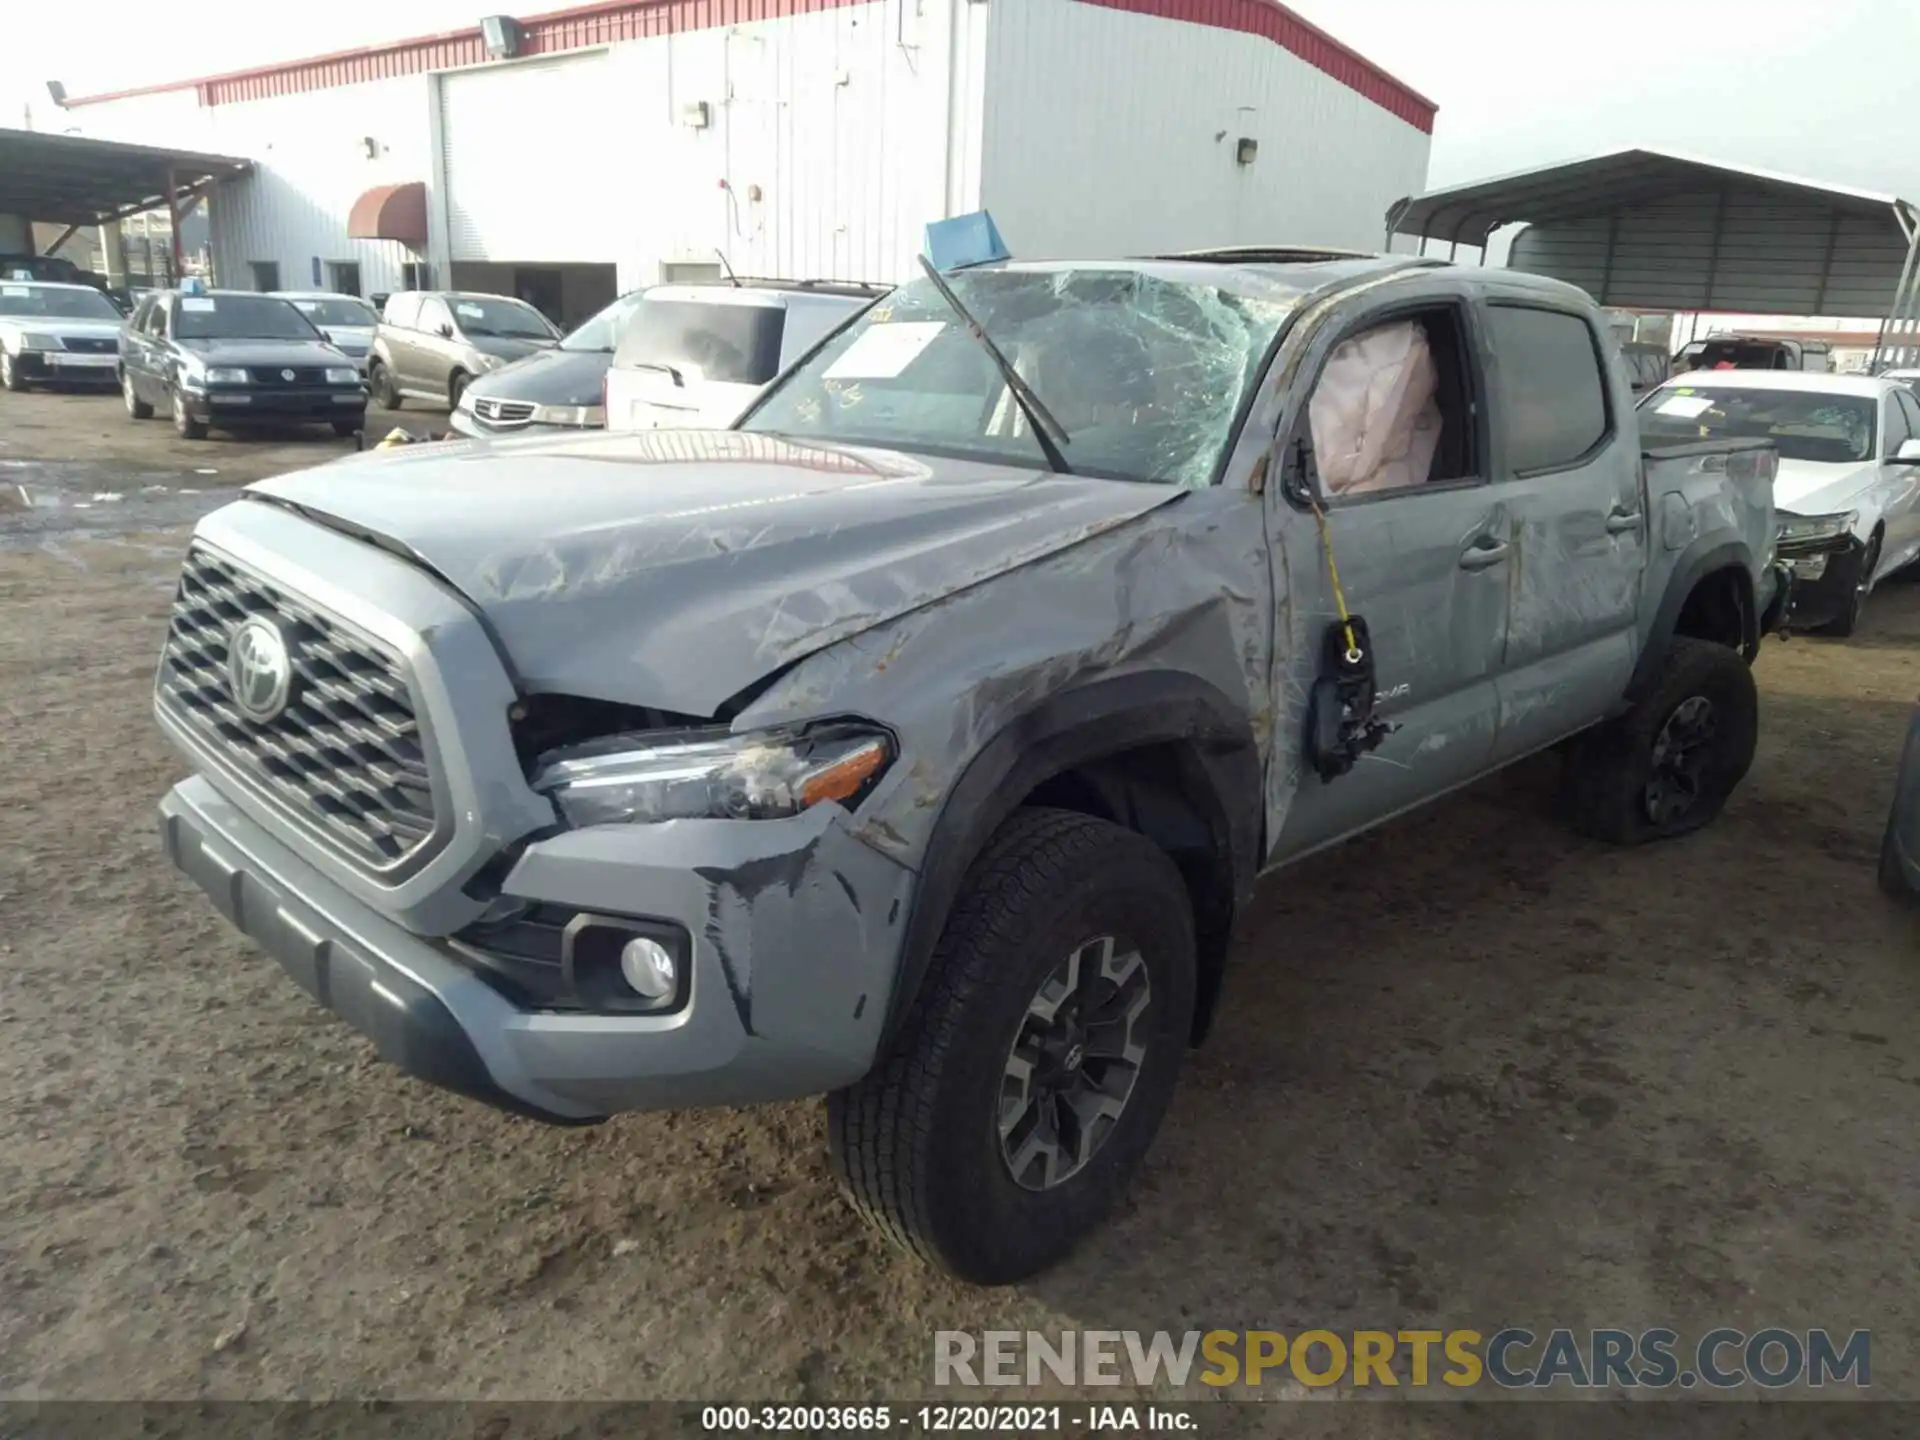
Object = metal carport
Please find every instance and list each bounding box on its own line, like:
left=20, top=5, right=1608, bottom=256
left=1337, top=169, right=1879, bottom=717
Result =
left=0, top=127, right=251, bottom=273
left=1384, top=148, right=1920, bottom=371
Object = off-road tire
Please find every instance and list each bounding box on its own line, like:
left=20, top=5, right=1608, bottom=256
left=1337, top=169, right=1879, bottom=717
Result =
left=122, top=370, right=153, bottom=419
left=1817, top=531, right=1880, bottom=639
left=0, top=352, right=24, bottom=392
left=1564, top=637, right=1757, bottom=845
left=369, top=360, right=401, bottom=410
left=827, top=807, right=1196, bottom=1285
left=170, top=387, right=207, bottom=440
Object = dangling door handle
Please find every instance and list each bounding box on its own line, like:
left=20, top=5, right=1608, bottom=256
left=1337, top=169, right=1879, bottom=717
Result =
left=1606, top=507, right=1643, bottom=534
left=1459, top=537, right=1511, bottom=570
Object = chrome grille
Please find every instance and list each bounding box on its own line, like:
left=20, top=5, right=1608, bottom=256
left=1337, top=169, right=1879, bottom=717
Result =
left=472, top=396, right=536, bottom=428
left=63, top=337, right=116, bottom=355
left=158, top=547, right=443, bottom=873
left=247, top=365, right=328, bottom=385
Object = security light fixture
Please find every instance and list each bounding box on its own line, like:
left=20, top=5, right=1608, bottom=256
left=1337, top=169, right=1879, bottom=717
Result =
left=479, top=15, right=525, bottom=60
left=682, top=101, right=711, bottom=130
left=1235, top=137, right=1258, bottom=166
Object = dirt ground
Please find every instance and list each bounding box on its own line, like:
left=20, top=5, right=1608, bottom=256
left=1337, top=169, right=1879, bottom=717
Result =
left=2, top=385, right=1918, bottom=1412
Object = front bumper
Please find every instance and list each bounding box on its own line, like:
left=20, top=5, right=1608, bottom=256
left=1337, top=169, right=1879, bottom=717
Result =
left=1778, top=533, right=1865, bottom=629
left=12, top=349, right=119, bottom=382
left=159, top=773, right=914, bottom=1123
left=184, top=386, right=368, bottom=424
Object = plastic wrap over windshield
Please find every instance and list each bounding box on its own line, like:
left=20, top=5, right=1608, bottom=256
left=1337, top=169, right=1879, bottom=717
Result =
left=742, top=269, right=1294, bottom=488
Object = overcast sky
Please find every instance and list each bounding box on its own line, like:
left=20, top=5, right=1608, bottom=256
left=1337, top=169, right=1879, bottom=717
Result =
left=7, top=0, right=1920, bottom=198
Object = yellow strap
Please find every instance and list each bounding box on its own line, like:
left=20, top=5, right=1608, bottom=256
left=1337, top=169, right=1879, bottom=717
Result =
left=1306, top=492, right=1361, bottom=660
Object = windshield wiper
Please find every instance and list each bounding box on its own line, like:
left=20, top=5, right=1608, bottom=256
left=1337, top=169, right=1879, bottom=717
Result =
left=914, top=254, right=1071, bottom=474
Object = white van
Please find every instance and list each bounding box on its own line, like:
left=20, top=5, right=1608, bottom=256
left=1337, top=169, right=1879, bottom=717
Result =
left=602, top=280, right=885, bottom=433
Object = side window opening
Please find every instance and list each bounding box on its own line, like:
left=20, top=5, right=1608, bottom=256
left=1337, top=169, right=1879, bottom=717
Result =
left=1305, top=305, right=1477, bottom=499
left=1484, top=303, right=1612, bottom=475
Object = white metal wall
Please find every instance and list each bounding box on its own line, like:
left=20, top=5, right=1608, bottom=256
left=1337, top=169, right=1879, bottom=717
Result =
left=70, top=77, right=436, bottom=297
left=438, top=53, right=621, bottom=263
left=975, top=0, right=1431, bottom=257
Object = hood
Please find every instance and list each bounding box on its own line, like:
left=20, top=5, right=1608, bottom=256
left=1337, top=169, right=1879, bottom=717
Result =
left=1773, top=457, right=1877, bottom=517
left=466, top=345, right=611, bottom=406
left=247, top=430, right=1182, bottom=714
left=470, top=335, right=558, bottom=364
left=319, top=325, right=375, bottom=352
left=0, top=316, right=123, bottom=342
left=178, top=337, right=351, bottom=365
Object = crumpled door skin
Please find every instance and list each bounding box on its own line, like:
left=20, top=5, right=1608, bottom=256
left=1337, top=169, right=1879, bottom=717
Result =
left=1308, top=321, right=1443, bottom=496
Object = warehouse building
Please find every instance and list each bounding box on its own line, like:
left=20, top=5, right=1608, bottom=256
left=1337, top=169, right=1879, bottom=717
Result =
left=57, top=0, right=1434, bottom=327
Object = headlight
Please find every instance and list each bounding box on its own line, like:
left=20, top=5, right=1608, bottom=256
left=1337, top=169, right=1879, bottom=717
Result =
left=533, top=722, right=894, bottom=827
left=1776, top=511, right=1858, bottom=545
left=324, top=367, right=360, bottom=385
left=18, top=332, right=65, bottom=351
left=202, top=366, right=249, bottom=384
left=534, top=403, right=606, bottom=427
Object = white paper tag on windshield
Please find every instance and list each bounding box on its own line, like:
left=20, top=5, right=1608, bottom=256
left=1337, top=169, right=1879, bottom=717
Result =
left=0, top=285, right=27, bottom=297
left=1656, top=394, right=1713, bottom=418
left=181, top=297, right=217, bottom=312
left=456, top=302, right=484, bottom=319
left=292, top=301, right=318, bottom=312
left=824, top=321, right=945, bottom=380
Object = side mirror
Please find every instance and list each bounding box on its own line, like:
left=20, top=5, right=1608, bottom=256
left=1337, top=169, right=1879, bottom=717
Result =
left=437, top=323, right=455, bottom=339
left=1897, top=438, right=1920, bottom=464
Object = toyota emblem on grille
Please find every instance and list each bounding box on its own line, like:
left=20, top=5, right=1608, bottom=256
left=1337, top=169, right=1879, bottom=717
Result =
left=227, top=618, right=294, bottom=722
left=281, top=368, right=296, bottom=381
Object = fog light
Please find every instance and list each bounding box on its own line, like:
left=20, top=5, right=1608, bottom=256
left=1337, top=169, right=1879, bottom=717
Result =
left=619, top=937, right=677, bottom=1001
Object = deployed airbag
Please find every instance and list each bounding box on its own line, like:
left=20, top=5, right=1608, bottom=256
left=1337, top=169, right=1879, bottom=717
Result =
left=1309, top=321, right=1442, bottom=495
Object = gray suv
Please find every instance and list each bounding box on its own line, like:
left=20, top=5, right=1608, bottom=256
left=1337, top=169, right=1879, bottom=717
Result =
left=368, top=291, right=560, bottom=410
left=154, top=251, right=1785, bottom=1285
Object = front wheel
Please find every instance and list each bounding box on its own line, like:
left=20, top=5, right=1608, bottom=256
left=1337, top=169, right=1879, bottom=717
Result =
left=828, top=808, right=1196, bottom=1285
left=1817, top=532, right=1880, bottom=639
left=330, top=418, right=363, bottom=438
left=170, top=387, right=207, bottom=440
left=448, top=371, right=470, bottom=410
left=0, top=352, right=25, bottom=392
left=123, top=370, right=153, bottom=419
left=1563, top=637, right=1758, bottom=844
left=368, top=360, right=401, bottom=410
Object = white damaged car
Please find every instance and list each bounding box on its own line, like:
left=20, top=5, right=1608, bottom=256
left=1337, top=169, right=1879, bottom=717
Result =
left=1640, top=369, right=1920, bottom=635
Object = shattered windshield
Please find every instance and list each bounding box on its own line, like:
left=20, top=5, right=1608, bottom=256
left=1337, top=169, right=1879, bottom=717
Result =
left=739, top=268, right=1294, bottom=487
left=1639, top=385, right=1877, bottom=464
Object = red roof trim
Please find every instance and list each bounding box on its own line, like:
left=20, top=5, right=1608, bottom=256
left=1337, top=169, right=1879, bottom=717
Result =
left=1071, top=0, right=1433, bottom=132
left=65, top=0, right=1433, bottom=133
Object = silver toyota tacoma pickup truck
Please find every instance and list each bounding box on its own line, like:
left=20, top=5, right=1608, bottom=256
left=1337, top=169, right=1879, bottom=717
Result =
left=154, top=250, right=1787, bottom=1284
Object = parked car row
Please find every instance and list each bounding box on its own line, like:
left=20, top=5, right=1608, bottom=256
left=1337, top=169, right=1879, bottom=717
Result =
left=2, top=272, right=894, bottom=446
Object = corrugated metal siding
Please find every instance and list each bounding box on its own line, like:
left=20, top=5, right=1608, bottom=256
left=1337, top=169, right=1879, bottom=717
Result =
left=439, top=54, right=620, bottom=262
left=201, top=77, right=435, bottom=295
left=978, top=0, right=1431, bottom=257
left=1073, top=0, right=1433, bottom=132
left=1509, top=188, right=1914, bottom=316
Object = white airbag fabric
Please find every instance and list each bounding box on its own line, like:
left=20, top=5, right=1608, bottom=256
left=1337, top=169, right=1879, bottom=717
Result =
left=1309, top=321, right=1443, bottom=495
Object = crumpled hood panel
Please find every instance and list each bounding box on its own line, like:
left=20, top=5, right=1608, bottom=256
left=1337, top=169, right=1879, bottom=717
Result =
left=1773, top=458, right=1876, bottom=517
left=248, top=430, right=1182, bottom=714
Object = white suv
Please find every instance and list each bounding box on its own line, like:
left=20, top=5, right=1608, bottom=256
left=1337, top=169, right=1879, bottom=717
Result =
left=602, top=279, right=884, bottom=432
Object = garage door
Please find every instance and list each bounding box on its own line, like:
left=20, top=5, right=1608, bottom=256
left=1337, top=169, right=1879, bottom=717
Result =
left=439, top=54, right=618, bottom=262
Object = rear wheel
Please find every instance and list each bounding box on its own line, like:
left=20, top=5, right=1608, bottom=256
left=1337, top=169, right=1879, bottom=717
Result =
left=170, top=387, right=207, bottom=440
left=448, top=370, right=470, bottom=410
left=1564, top=637, right=1758, bottom=844
left=1, top=352, right=25, bottom=392
left=1817, top=531, right=1880, bottom=639
left=369, top=359, right=401, bottom=410
left=122, top=370, right=152, bottom=419
left=828, top=808, right=1196, bottom=1284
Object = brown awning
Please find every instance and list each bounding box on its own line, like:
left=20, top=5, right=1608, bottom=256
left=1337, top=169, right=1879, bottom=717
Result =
left=347, top=182, right=427, bottom=246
